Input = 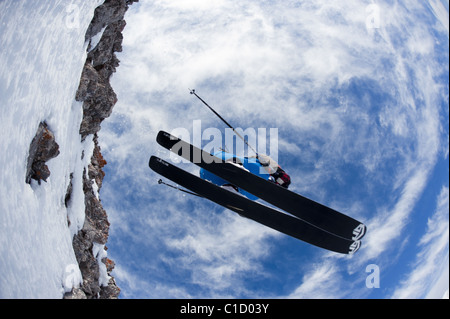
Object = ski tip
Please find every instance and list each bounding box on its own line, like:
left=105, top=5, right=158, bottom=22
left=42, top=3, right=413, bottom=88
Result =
left=348, top=241, right=361, bottom=255
left=352, top=223, right=367, bottom=241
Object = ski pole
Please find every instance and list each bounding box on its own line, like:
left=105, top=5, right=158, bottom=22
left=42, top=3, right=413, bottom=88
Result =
left=189, top=89, right=258, bottom=156
left=158, top=179, right=203, bottom=198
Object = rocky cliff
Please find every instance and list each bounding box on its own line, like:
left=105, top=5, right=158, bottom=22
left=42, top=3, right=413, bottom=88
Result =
left=26, top=0, right=138, bottom=299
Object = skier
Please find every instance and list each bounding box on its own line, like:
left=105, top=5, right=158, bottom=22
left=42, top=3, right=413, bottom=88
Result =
left=255, top=153, right=291, bottom=189
left=188, top=89, right=291, bottom=189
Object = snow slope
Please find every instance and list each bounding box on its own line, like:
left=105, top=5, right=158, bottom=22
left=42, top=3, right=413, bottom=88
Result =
left=0, top=0, right=103, bottom=298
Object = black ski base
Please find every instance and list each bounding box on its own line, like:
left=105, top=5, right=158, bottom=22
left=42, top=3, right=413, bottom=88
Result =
left=149, top=156, right=361, bottom=254
left=156, top=130, right=366, bottom=241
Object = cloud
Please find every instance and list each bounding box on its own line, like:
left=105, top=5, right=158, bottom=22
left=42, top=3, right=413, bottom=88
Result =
left=427, top=0, right=449, bottom=37
left=112, top=263, right=193, bottom=299
left=363, top=168, right=434, bottom=260
left=285, top=260, right=347, bottom=299
left=391, top=186, right=449, bottom=299
left=164, top=210, right=279, bottom=297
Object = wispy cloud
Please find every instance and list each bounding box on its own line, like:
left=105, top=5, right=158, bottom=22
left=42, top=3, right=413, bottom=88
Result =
left=285, top=260, right=347, bottom=299
left=427, top=0, right=449, bottom=37
left=165, top=211, right=279, bottom=297
left=391, top=186, right=449, bottom=299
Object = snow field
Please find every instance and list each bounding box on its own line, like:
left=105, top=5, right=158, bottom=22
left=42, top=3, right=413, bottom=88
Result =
left=0, top=0, right=105, bottom=298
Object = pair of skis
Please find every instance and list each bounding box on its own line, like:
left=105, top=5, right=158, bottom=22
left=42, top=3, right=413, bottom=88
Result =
left=149, top=131, right=366, bottom=254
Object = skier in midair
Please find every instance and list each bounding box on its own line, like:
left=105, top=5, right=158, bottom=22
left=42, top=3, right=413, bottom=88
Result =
left=256, top=153, right=291, bottom=189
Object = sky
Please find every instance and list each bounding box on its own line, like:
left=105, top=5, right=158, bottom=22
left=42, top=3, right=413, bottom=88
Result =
left=97, top=0, right=449, bottom=298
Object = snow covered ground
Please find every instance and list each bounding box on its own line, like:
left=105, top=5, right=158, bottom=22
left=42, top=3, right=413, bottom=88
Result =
left=0, top=0, right=103, bottom=298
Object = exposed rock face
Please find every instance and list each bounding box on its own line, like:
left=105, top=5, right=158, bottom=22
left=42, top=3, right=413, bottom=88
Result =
left=85, top=0, right=136, bottom=43
left=63, top=288, right=87, bottom=300
left=77, top=0, right=138, bottom=140
left=89, top=134, right=108, bottom=190
left=66, top=0, right=138, bottom=299
left=77, top=61, right=118, bottom=140
left=25, top=122, right=60, bottom=184
left=70, top=145, right=119, bottom=298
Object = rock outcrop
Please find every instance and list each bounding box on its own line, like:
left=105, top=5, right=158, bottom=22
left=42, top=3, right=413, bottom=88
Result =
left=76, top=62, right=118, bottom=141
left=77, top=0, right=138, bottom=140
left=66, top=0, right=138, bottom=299
left=71, top=135, right=115, bottom=298
left=25, top=122, right=60, bottom=185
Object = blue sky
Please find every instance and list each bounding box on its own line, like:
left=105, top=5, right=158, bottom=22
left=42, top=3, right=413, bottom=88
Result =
left=98, top=0, right=449, bottom=298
